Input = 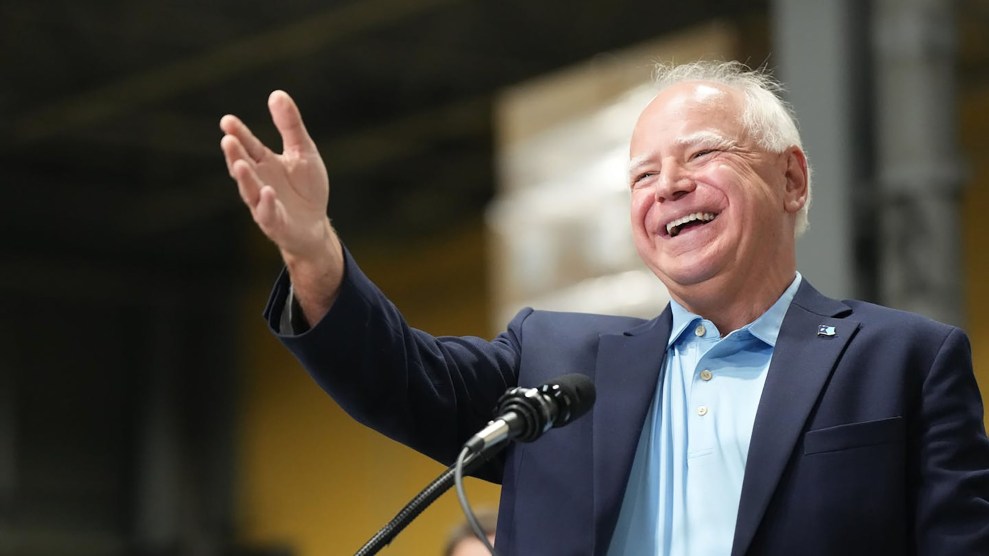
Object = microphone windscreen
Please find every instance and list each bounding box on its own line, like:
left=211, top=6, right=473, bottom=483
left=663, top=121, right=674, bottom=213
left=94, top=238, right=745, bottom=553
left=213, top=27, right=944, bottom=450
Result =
left=548, top=373, right=596, bottom=424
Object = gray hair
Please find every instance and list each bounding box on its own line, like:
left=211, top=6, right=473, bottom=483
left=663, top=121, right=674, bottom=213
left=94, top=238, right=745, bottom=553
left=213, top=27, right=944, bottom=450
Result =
left=652, top=60, right=812, bottom=236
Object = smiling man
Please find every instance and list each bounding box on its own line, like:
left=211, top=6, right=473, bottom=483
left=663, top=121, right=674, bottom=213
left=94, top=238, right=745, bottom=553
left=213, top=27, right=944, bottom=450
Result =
left=628, top=75, right=808, bottom=334
left=221, top=61, right=989, bottom=555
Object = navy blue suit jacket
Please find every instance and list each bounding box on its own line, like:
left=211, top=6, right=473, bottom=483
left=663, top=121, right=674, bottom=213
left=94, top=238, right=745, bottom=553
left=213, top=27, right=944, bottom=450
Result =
left=266, top=249, right=989, bottom=555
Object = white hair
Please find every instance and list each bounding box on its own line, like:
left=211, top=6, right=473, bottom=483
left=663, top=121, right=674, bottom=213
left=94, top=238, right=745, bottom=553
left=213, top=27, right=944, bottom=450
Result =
left=652, top=60, right=812, bottom=236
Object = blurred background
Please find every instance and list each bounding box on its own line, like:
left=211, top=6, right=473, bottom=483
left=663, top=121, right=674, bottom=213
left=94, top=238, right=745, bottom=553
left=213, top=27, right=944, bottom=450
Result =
left=2, top=0, right=989, bottom=554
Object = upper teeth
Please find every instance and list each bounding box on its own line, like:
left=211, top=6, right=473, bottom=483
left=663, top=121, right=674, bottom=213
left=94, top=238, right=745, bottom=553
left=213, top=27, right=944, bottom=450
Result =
left=667, top=212, right=716, bottom=236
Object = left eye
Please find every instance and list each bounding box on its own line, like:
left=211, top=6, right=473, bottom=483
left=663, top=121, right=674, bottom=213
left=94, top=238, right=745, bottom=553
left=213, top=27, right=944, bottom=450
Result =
left=691, top=149, right=716, bottom=160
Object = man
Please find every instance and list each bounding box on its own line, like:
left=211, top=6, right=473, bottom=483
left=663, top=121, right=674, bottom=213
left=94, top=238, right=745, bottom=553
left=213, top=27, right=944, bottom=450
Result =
left=220, top=61, right=989, bottom=555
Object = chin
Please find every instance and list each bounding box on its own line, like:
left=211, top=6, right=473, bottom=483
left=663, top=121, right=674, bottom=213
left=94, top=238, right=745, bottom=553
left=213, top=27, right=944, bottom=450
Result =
left=649, top=256, right=727, bottom=291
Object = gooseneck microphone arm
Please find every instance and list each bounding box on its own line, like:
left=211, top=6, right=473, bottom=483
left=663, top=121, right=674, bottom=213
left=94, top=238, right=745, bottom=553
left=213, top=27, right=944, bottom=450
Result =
left=353, top=447, right=497, bottom=556
left=353, top=374, right=596, bottom=556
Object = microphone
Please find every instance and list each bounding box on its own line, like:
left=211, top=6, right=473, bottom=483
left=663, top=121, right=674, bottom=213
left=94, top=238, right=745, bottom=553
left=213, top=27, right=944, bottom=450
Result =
left=464, top=374, right=596, bottom=455
left=355, top=375, right=594, bottom=555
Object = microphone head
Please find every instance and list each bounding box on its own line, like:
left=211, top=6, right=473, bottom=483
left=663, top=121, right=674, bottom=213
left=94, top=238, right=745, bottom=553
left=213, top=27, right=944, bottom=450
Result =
left=492, top=374, right=597, bottom=444
left=538, top=373, right=596, bottom=428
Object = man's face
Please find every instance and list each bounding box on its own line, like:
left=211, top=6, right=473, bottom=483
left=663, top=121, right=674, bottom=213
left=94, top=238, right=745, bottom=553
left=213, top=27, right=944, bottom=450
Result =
left=628, top=81, right=805, bottom=301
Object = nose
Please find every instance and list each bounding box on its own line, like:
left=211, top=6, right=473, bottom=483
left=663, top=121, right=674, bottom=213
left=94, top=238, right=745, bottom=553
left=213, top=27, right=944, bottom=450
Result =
left=654, top=161, right=695, bottom=203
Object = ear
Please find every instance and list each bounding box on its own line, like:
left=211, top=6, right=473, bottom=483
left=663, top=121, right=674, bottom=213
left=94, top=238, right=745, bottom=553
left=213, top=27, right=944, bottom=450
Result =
left=782, top=146, right=809, bottom=214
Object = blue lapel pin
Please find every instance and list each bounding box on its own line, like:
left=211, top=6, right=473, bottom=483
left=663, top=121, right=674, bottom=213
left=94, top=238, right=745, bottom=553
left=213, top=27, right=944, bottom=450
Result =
left=817, top=324, right=836, bottom=337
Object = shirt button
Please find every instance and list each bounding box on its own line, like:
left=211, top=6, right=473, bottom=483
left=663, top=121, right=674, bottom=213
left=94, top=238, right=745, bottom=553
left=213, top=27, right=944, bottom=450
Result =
left=694, top=324, right=706, bottom=337
left=697, top=406, right=709, bottom=416
left=700, top=369, right=713, bottom=381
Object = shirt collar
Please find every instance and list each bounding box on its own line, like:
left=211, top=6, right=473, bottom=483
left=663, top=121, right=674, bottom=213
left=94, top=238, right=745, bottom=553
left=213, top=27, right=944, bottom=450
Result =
left=668, top=298, right=703, bottom=347
left=666, top=272, right=802, bottom=348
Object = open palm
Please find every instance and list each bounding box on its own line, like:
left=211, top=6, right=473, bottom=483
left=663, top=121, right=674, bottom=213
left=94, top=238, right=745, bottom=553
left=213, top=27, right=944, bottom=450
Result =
left=220, top=90, right=331, bottom=262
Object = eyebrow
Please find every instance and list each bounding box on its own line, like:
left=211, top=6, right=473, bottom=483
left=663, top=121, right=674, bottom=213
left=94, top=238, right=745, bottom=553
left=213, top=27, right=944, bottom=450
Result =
left=628, top=131, right=736, bottom=178
left=674, top=130, right=735, bottom=149
left=628, top=155, right=651, bottom=176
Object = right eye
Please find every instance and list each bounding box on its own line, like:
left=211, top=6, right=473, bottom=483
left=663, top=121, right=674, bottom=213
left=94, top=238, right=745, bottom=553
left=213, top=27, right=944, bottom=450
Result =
left=631, top=172, right=656, bottom=188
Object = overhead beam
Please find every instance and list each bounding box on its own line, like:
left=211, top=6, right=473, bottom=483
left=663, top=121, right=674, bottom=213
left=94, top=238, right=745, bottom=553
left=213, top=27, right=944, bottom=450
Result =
left=11, top=0, right=466, bottom=145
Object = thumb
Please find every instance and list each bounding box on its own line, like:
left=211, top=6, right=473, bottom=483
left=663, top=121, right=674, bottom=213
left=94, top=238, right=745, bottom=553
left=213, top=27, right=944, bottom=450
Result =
left=268, top=90, right=316, bottom=155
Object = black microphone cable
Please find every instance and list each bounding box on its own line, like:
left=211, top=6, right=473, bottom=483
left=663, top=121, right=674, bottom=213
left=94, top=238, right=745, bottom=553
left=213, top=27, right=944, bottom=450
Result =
left=455, top=445, right=498, bottom=555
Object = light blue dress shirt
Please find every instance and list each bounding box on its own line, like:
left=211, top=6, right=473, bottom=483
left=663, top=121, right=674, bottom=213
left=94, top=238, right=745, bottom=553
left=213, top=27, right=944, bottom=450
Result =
left=608, top=273, right=802, bottom=555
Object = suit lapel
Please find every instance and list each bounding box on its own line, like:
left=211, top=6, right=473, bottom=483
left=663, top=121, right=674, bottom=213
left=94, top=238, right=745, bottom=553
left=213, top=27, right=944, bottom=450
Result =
left=730, top=282, right=859, bottom=556
left=591, top=309, right=672, bottom=555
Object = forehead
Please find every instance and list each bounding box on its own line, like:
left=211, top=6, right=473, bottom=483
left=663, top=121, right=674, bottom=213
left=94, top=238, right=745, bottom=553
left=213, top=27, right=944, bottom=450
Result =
left=631, top=81, right=745, bottom=146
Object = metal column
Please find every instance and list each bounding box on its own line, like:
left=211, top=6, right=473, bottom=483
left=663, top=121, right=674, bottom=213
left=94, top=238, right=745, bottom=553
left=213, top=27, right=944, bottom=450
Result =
left=873, top=0, right=965, bottom=326
left=772, top=0, right=869, bottom=300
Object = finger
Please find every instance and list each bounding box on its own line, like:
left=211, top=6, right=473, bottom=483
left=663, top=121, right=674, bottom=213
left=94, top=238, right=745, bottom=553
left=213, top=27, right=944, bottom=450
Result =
left=220, top=134, right=254, bottom=178
left=268, top=90, right=316, bottom=155
left=254, top=185, right=283, bottom=239
left=219, top=113, right=269, bottom=163
left=231, top=159, right=264, bottom=208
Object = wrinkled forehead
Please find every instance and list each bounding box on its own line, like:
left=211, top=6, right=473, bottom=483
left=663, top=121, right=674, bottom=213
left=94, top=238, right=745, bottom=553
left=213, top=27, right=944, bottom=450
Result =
left=631, top=81, right=747, bottom=145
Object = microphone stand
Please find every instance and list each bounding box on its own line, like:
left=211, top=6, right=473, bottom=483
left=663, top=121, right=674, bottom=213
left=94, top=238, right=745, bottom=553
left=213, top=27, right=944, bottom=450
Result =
left=354, top=375, right=595, bottom=555
left=353, top=445, right=499, bottom=555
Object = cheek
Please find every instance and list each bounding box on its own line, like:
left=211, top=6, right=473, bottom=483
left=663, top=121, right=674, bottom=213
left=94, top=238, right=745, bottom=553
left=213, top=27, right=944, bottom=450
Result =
left=699, top=163, right=736, bottom=193
left=629, top=191, right=652, bottom=230
left=724, top=163, right=784, bottom=205
left=704, top=166, right=770, bottom=216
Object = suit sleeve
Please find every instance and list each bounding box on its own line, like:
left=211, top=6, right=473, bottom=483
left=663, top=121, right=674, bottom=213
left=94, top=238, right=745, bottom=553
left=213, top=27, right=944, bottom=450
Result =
left=913, top=326, right=989, bottom=553
left=262, top=245, right=526, bottom=479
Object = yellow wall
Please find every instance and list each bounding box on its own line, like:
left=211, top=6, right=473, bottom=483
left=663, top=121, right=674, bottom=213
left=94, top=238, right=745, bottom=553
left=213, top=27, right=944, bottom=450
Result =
left=237, top=222, right=501, bottom=555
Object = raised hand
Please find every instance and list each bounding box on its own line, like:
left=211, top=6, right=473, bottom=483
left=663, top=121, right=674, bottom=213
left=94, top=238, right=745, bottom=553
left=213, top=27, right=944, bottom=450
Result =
left=221, top=91, right=344, bottom=324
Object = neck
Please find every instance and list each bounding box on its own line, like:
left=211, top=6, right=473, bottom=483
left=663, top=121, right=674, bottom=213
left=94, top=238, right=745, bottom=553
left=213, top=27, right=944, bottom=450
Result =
left=669, top=264, right=796, bottom=333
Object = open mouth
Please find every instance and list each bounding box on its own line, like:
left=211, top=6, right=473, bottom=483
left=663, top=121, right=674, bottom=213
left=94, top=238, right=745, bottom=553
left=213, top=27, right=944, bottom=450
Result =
left=666, top=212, right=717, bottom=237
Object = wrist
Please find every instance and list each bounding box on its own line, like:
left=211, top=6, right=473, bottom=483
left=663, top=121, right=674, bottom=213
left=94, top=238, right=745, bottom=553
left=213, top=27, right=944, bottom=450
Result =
left=282, top=220, right=344, bottom=325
